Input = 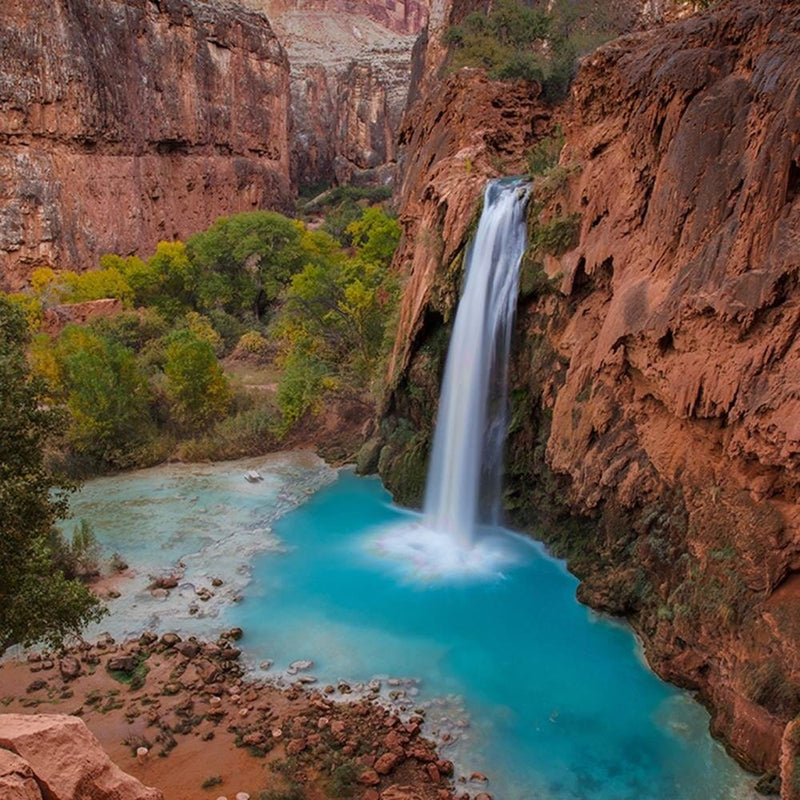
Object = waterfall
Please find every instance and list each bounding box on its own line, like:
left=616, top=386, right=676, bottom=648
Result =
left=423, top=178, right=529, bottom=546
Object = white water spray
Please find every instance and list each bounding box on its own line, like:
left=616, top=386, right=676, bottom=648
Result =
left=370, top=179, right=529, bottom=579
left=423, top=178, right=529, bottom=546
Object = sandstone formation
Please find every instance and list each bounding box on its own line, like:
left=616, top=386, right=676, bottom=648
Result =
left=0, top=713, right=163, bottom=800
left=378, top=0, right=800, bottom=780
left=0, top=749, right=42, bottom=800
left=246, top=0, right=430, bottom=187
left=0, top=0, right=292, bottom=291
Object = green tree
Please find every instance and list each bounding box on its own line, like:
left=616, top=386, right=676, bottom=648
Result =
left=0, top=296, right=105, bottom=654
left=345, top=207, right=402, bottom=268
left=188, top=211, right=308, bottom=319
left=164, top=330, right=232, bottom=430
left=56, top=327, right=154, bottom=468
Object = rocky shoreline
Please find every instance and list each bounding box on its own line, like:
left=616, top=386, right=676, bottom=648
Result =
left=0, top=630, right=492, bottom=800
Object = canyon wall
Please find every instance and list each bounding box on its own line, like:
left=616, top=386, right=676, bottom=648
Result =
left=377, top=0, right=800, bottom=781
left=0, top=0, right=292, bottom=291
left=246, top=0, right=430, bottom=188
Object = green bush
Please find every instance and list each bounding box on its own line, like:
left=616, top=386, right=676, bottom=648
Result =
left=48, top=520, right=101, bottom=581
left=526, top=127, right=565, bottom=176
left=530, top=214, right=581, bottom=257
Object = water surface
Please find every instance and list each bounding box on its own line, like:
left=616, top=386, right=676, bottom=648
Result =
left=64, top=461, right=756, bottom=800
left=232, top=470, right=757, bottom=800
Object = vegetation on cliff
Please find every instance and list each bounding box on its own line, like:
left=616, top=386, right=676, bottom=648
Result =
left=444, top=0, right=620, bottom=100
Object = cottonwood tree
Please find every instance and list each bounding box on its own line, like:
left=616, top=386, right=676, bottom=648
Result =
left=0, top=296, right=105, bottom=654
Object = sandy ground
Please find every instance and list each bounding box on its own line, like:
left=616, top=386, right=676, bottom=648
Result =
left=0, top=631, right=462, bottom=800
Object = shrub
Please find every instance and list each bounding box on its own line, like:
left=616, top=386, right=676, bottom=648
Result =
left=49, top=520, right=101, bottom=581
left=234, top=331, right=271, bottom=358
left=526, top=127, right=565, bottom=176
left=530, top=214, right=581, bottom=257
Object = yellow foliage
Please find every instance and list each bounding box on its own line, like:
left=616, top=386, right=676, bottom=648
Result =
left=3, top=293, right=44, bottom=331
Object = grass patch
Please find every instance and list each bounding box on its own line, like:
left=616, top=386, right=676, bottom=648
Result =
left=201, top=775, right=223, bottom=790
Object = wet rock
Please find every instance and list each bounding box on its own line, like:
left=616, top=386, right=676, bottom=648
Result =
left=425, top=764, right=440, bottom=783
left=160, top=634, right=181, bottom=648
left=175, top=642, right=199, bottom=660
left=211, top=578, right=224, bottom=587
left=287, top=660, right=313, bottom=674
left=139, top=632, right=158, bottom=647
left=226, top=628, right=244, bottom=641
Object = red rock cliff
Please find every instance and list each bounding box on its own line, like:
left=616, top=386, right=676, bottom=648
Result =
left=379, top=0, right=800, bottom=780
left=0, top=0, right=292, bottom=290
left=247, top=0, right=431, bottom=187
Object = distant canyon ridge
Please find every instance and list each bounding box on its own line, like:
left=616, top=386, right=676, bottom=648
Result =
left=0, top=0, right=686, bottom=289
left=0, top=0, right=432, bottom=288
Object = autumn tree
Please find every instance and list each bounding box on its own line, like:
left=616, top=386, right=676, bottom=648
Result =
left=164, top=330, right=232, bottom=430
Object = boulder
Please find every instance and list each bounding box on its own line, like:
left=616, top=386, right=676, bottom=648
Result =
left=107, top=655, right=138, bottom=673
left=374, top=751, right=403, bottom=775
left=0, top=749, right=42, bottom=800
left=58, top=657, right=81, bottom=681
left=0, top=714, right=163, bottom=799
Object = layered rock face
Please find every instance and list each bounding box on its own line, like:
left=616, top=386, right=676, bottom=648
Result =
left=246, top=0, right=430, bottom=187
left=0, top=0, right=291, bottom=290
left=0, top=713, right=162, bottom=799
left=379, top=0, right=800, bottom=779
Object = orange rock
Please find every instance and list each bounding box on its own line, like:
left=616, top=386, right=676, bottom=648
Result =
left=0, top=749, right=42, bottom=800
left=0, top=714, right=162, bottom=800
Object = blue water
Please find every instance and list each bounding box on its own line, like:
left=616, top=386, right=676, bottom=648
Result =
left=231, top=470, right=756, bottom=800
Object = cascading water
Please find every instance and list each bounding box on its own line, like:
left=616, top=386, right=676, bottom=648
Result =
left=423, top=178, right=529, bottom=546
left=372, top=178, right=530, bottom=578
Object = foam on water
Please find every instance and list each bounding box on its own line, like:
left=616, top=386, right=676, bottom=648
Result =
left=368, top=520, right=524, bottom=582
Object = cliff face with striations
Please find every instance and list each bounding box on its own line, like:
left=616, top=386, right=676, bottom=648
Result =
left=0, top=0, right=291, bottom=290
left=245, top=0, right=430, bottom=187
left=378, top=0, right=800, bottom=780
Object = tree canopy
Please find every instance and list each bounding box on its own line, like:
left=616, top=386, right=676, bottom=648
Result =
left=0, top=296, right=105, bottom=654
